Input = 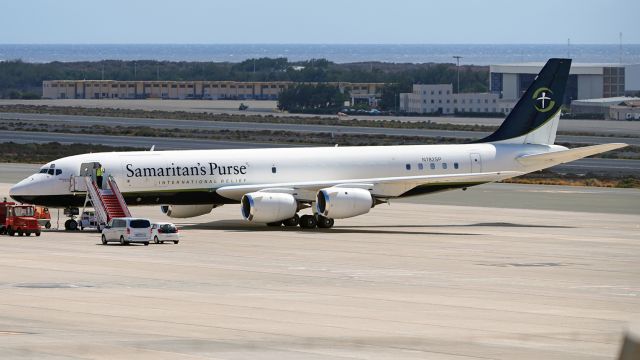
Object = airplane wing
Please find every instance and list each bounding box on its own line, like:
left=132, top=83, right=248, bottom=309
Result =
left=216, top=171, right=523, bottom=201
left=517, top=143, right=627, bottom=168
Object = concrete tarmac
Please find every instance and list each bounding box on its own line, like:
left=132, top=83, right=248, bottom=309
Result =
left=0, top=180, right=638, bottom=359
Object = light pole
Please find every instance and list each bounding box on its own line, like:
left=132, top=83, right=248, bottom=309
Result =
left=453, top=56, right=462, bottom=94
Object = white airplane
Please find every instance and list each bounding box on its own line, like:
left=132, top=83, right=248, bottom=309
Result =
left=9, top=59, right=626, bottom=230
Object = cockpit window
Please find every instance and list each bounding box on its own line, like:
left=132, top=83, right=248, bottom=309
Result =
left=39, top=169, right=48, bottom=174
left=48, top=168, right=55, bottom=175
left=56, top=169, right=62, bottom=175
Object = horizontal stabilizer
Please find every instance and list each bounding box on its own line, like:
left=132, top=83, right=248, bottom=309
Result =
left=517, top=143, right=628, bottom=167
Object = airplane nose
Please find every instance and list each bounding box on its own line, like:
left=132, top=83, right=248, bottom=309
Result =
left=9, top=179, right=28, bottom=196
left=9, top=177, right=39, bottom=203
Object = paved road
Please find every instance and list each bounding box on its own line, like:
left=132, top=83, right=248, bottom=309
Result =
left=2, top=99, right=640, bottom=137
left=2, top=130, right=638, bottom=176
left=552, top=158, right=640, bottom=176
left=1, top=112, right=638, bottom=146
left=0, top=130, right=295, bottom=150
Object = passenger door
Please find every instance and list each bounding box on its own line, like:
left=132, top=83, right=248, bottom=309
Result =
left=71, top=162, right=95, bottom=192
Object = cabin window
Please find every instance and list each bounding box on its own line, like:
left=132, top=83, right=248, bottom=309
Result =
left=454, top=162, right=459, bottom=169
left=442, top=163, right=448, bottom=169
left=271, top=166, right=277, bottom=174
left=405, top=164, right=411, bottom=170
left=430, top=163, right=436, bottom=170
left=418, top=163, right=424, bottom=170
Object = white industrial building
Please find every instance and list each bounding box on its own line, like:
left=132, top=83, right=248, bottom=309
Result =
left=490, top=63, right=640, bottom=104
left=609, top=99, right=640, bottom=120
left=571, top=97, right=640, bottom=120
left=399, top=84, right=514, bottom=115
left=42, top=80, right=384, bottom=102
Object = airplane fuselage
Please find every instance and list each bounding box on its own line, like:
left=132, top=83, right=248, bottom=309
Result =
left=10, top=143, right=563, bottom=208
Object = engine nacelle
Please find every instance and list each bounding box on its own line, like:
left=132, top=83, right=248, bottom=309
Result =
left=316, top=187, right=374, bottom=219
left=161, top=204, right=214, bottom=218
left=241, top=192, right=297, bottom=223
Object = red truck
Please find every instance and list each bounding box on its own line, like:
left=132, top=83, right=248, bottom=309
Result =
left=0, top=202, right=41, bottom=237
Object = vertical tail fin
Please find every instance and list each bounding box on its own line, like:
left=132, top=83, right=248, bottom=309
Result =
left=478, top=58, right=571, bottom=145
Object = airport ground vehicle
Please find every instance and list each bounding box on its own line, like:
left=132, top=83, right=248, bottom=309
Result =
left=34, top=206, right=51, bottom=229
left=101, top=217, right=151, bottom=245
left=79, top=211, right=98, bottom=230
left=151, top=222, right=180, bottom=244
left=0, top=202, right=41, bottom=236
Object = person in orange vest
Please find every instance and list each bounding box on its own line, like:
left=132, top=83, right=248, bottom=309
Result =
left=96, top=165, right=104, bottom=189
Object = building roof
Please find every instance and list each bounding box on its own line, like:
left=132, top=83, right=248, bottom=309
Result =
left=491, top=62, right=637, bottom=76
left=572, top=97, right=640, bottom=107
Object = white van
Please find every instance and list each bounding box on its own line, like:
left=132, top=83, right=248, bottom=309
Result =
left=101, top=218, right=152, bottom=246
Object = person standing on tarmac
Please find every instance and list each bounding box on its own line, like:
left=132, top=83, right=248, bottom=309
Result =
left=96, top=165, right=104, bottom=189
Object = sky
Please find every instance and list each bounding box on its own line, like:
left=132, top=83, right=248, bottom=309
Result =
left=1, top=0, right=638, bottom=44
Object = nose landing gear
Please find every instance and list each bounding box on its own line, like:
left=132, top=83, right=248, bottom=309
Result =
left=63, top=207, right=79, bottom=231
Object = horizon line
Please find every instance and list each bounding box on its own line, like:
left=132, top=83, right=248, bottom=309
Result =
left=2, top=42, right=640, bottom=46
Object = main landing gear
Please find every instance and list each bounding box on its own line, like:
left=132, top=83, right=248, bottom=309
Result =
left=268, top=214, right=334, bottom=229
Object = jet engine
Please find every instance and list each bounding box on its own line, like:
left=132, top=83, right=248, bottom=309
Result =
left=316, top=187, right=374, bottom=219
left=161, top=204, right=214, bottom=218
left=241, top=192, right=297, bottom=223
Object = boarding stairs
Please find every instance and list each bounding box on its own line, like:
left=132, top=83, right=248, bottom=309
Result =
left=83, top=175, right=131, bottom=228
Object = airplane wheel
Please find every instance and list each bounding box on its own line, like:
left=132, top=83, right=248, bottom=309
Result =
left=316, top=215, right=334, bottom=229
left=266, top=221, right=282, bottom=227
left=282, top=214, right=300, bottom=227
left=64, top=219, right=78, bottom=231
left=299, top=215, right=317, bottom=229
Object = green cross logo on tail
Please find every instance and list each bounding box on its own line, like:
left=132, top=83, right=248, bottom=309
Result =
left=532, top=87, right=555, bottom=112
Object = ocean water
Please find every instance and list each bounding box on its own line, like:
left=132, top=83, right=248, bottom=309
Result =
left=0, top=44, right=639, bottom=65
